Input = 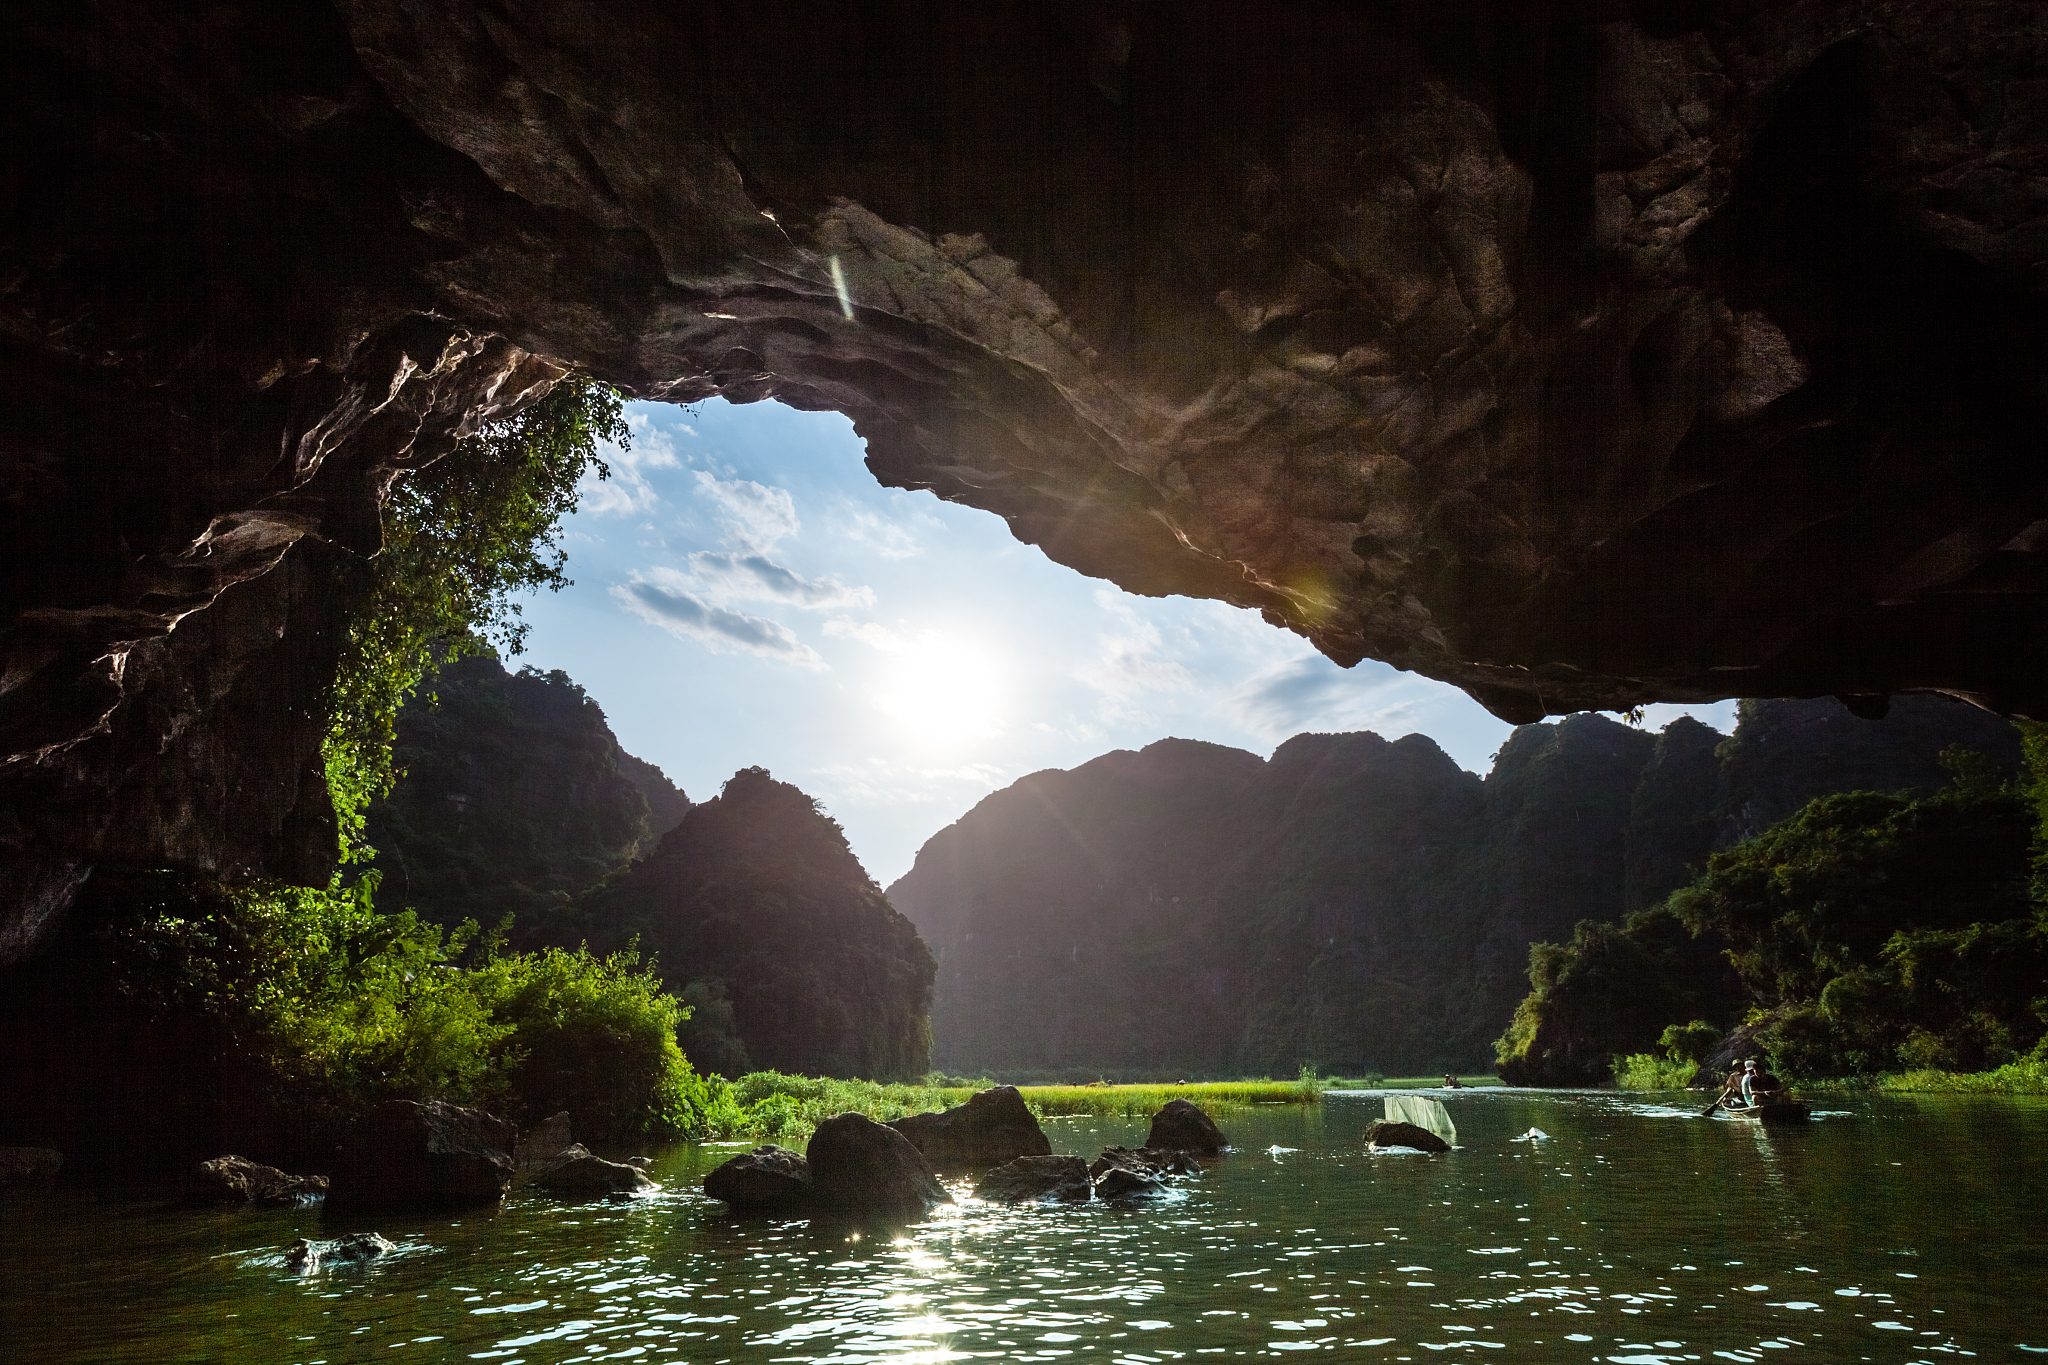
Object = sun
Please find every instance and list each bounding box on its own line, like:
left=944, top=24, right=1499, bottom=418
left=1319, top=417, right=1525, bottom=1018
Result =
left=870, top=632, right=1008, bottom=745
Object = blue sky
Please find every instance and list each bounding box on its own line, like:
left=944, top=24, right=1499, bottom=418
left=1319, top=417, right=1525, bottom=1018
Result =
left=511, top=399, right=1737, bottom=885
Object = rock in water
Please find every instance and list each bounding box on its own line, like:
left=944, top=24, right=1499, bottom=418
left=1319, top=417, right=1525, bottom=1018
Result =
left=974, top=1155, right=1093, bottom=1204
left=1145, top=1100, right=1226, bottom=1154
left=0, top=1147, right=63, bottom=1188
left=1088, top=1146, right=1198, bottom=1179
left=327, top=1101, right=515, bottom=1214
left=807, top=1113, right=951, bottom=1224
left=531, top=1144, right=656, bottom=1197
left=889, top=1087, right=1052, bottom=1169
left=514, top=1112, right=575, bottom=1180
left=1363, top=1120, right=1451, bottom=1153
left=704, top=1145, right=815, bottom=1213
left=286, top=1232, right=396, bottom=1273
left=1092, top=1163, right=1166, bottom=1200
left=190, top=1155, right=327, bottom=1204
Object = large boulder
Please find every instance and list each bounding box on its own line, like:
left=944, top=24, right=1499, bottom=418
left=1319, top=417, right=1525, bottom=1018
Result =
left=974, top=1155, right=1092, bottom=1204
left=1363, top=1120, right=1451, bottom=1154
left=1144, top=1100, right=1226, bottom=1154
left=888, top=1087, right=1051, bottom=1169
left=190, top=1155, right=328, bottom=1204
left=807, top=1113, right=951, bottom=1223
left=513, top=1112, right=575, bottom=1180
left=327, top=1101, right=515, bottom=1214
left=0, top=1147, right=63, bottom=1188
left=531, top=1145, right=656, bottom=1197
left=704, top=1145, right=815, bottom=1213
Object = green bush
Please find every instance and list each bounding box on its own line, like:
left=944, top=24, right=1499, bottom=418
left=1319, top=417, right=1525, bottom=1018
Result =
left=1611, top=1053, right=1700, bottom=1090
left=107, top=873, right=709, bottom=1146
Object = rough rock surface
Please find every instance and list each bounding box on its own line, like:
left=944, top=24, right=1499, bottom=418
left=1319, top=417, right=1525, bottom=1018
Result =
left=191, top=1155, right=329, bottom=1204
left=287, top=1232, right=396, bottom=1272
left=704, top=1145, right=815, bottom=1214
left=806, top=1113, right=951, bottom=1224
left=10, top=2, right=2048, bottom=942
left=327, top=1101, right=514, bottom=1214
left=1090, top=1155, right=1167, bottom=1201
left=889, top=1087, right=1052, bottom=1170
left=1090, top=1146, right=1201, bottom=1179
left=0, top=1147, right=64, bottom=1187
left=513, top=1112, right=575, bottom=1180
left=530, top=1144, right=656, bottom=1197
left=974, top=1155, right=1093, bottom=1204
left=1145, top=1101, right=1227, bottom=1155
left=1364, top=1120, right=1452, bottom=1154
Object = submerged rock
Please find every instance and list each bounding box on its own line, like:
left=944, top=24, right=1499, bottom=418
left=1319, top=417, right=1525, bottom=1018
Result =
left=1363, top=1120, right=1451, bottom=1153
left=286, top=1232, right=396, bottom=1273
left=974, top=1155, right=1092, bottom=1204
left=889, top=1086, right=1051, bottom=1170
left=190, top=1155, right=327, bottom=1204
left=1089, top=1145, right=1199, bottom=1179
left=807, top=1113, right=951, bottom=1223
left=1145, top=1100, right=1226, bottom=1154
left=704, top=1145, right=815, bottom=1213
left=530, top=1144, right=656, bottom=1197
left=0, top=1147, right=63, bottom=1188
left=327, top=1101, right=515, bottom=1214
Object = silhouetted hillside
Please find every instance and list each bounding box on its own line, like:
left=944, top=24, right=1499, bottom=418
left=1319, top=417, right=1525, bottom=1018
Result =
left=889, top=696, right=2022, bottom=1076
left=562, top=768, right=936, bottom=1081
left=364, top=656, right=690, bottom=929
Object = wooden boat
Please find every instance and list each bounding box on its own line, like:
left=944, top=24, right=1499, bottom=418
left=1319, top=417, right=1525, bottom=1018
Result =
left=1723, top=1099, right=1811, bottom=1123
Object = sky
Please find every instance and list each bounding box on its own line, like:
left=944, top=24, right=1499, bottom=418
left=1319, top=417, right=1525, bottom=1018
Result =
left=510, top=398, right=1738, bottom=886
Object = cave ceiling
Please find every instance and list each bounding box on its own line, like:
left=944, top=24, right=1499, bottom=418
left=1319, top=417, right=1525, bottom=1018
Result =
left=5, top=0, right=2048, bottom=899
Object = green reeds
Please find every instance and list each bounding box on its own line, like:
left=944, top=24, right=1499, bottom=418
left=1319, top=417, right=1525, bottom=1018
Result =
left=991, top=1078, right=1325, bottom=1119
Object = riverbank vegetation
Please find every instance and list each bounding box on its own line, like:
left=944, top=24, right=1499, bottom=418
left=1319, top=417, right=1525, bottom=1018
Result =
left=1505, top=734, right=2048, bottom=1093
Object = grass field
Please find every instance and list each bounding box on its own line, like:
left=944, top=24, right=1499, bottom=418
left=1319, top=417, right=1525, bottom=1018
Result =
left=989, top=1079, right=1324, bottom=1119
left=1804, top=1057, right=2048, bottom=1095
left=1326, top=1075, right=1503, bottom=1089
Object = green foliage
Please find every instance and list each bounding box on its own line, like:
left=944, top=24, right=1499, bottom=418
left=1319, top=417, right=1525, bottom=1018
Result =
left=1666, top=773, right=2040, bottom=1079
left=1611, top=1053, right=1700, bottom=1090
left=324, top=378, right=625, bottom=858
left=104, top=873, right=703, bottom=1145
left=1659, top=1020, right=1723, bottom=1067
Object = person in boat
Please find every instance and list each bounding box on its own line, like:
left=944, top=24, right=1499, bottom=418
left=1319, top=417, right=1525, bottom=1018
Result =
left=1738, top=1059, right=1785, bottom=1107
left=1717, top=1065, right=1747, bottom=1108
left=1442, top=1074, right=1464, bottom=1089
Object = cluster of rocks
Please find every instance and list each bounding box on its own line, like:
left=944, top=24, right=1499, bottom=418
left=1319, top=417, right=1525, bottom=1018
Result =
left=176, top=1101, right=653, bottom=1228
left=702, top=1089, right=1229, bottom=1223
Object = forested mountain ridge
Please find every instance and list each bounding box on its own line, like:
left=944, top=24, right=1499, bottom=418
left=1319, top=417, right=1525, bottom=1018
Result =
left=362, top=656, right=690, bottom=929
left=889, top=697, right=2022, bottom=1077
left=553, top=767, right=937, bottom=1082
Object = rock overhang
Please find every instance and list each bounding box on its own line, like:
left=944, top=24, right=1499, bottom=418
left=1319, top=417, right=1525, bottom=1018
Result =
left=4, top=0, right=2047, bottom=902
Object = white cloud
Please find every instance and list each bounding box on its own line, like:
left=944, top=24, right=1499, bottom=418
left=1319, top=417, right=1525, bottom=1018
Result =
left=1220, top=655, right=1417, bottom=741
left=614, top=570, right=824, bottom=669
left=695, top=470, right=799, bottom=549
left=688, top=551, right=874, bottom=610
left=1076, top=589, right=1196, bottom=703
left=578, top=413, right=681, bottom=517
left=838, top=506, right=932, bottom=560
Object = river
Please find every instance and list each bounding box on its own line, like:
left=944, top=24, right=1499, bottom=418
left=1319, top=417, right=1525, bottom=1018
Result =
left=3, top=1089, right=2043, bottom=1363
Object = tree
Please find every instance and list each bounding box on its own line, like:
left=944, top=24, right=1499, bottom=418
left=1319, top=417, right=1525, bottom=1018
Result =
left=324, top=378, right=626, bottom=856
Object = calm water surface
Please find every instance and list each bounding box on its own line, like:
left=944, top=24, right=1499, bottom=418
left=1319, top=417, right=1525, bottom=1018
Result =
left=3, top=1091, right=2044, bottom=1364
